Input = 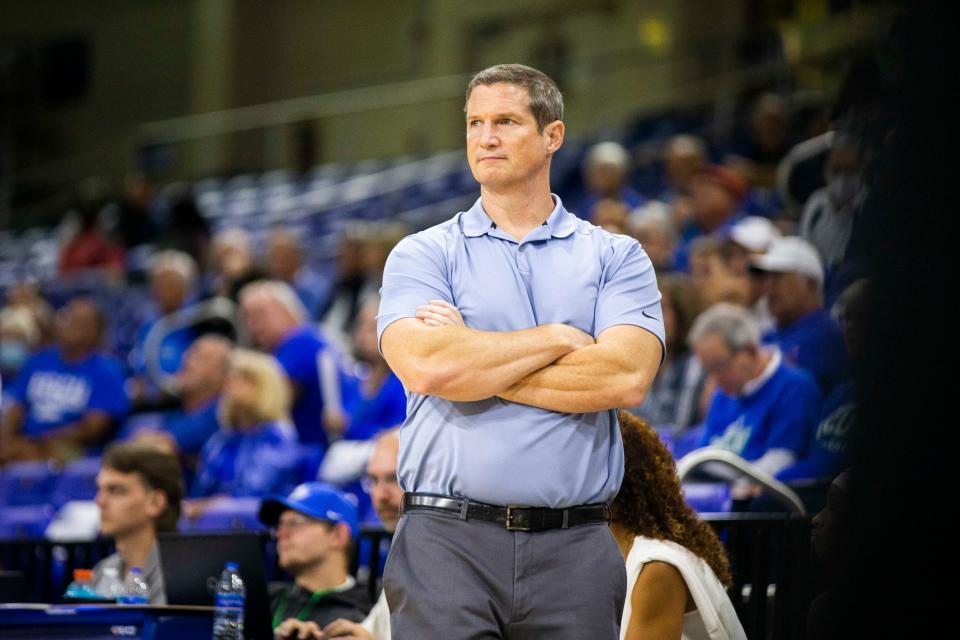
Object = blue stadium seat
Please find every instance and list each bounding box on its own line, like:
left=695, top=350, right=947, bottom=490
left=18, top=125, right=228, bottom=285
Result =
left=0, top=504, right=55, bottom=541
left=182, top=497, right=265, bottom=532
left=682, top=482, right=733, bottom=513
left=0, top=461, right=56, bottom=506
left=49, top=457, right=101, bottom=506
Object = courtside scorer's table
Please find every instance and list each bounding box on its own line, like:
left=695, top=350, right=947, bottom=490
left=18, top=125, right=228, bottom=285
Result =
left=0, top=603, right=215, bottom=639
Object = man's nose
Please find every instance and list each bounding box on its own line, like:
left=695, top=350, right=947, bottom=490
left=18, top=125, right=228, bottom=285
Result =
left=479, top=122, right=499, bottom=148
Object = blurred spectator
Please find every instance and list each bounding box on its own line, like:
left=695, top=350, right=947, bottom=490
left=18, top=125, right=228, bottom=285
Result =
left=724, top=216, right=782, bottom=331
left=342, top=296, right=406, bottom=442
left=92, top=442, right=183, bottom=605
left=0, top=298, right=129, bottom=464
left=577, top=141, right=645, bottom=220
left=187, top=349, right=299, bottom=505
left=109, top=171, right=161, bottom=250
left=321, top=223, right=406, bottom=356
left=208, top=228, right=264, bottom=302
left=158, top=193, right=211, bottom=266
left=730, top=93, right=791, bottom=188
left=674, top=165, right=747, bottom=271
left=629, top=203, right=678, bottom=272
left=689, top=303, right=821, bottom=477
left=265, top=229, right=330, bottom=319
left=59, top=198, right=125, bottom=276
left=800, top=133, right=866, bottom=272
left=751, top=237, right=849, bottom=394
left=660, top=134, right=708, bottom=204
left=127, top=335, right=232, bottom=464
left=0, top=306, right=40, bottom=382
left=688, top=237, right=750, bottom=308
left=3, top=280, right=55, bottom=345
left=777, top=280, right=868, bottom=486
left=259, top=483, right=371, bottom=638
left=629, top=275, right=707, bottom=433
left=241, top=281, right=348, bottom=450
left=128, top=250, right=199, bottom=406
left=591, top=198, right=629, bottom=234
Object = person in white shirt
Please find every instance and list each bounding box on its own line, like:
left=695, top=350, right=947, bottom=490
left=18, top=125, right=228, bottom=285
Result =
left=610, top=411, right=746, bottom=640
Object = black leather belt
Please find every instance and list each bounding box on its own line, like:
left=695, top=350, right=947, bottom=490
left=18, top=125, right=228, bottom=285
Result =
left=401, top=492, right=610, bottom=532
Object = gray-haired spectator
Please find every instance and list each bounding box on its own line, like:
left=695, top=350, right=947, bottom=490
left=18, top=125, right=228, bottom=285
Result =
left=660, top=134, right=708, bottom=203
left=751, top=237, right=849, bottom=394
left=128, top=250, right=200, bottom=405
left=578, top=141, right=645, bottom=220
left=629, top=202, right=679, bottom=272
left=690, top=302, right=821, bottom=478
left=0, top=306, right=41, bottom=382
left=241, top=281, right=350, bottom=452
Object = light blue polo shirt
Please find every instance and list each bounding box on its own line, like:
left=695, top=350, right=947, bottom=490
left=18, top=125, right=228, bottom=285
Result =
left=377, top=196, right=665, bottom=508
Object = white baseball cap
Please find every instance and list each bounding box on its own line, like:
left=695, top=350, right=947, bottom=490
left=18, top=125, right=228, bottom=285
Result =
left=729, top=216, right=782, bottom=252
left=750, top=236, right=824, bottom=285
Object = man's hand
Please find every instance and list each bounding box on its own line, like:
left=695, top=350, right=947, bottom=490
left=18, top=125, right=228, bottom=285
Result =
left=322, top=618, right=374, bottom=639
left=274, top=619, right=324, bottom=640
left=414, top=300, right=594, bottom=351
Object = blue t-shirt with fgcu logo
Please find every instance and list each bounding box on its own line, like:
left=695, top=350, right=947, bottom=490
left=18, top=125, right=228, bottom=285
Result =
left=699, top=360, right=821, bottom=462
left=6, top=348, right=130, bottom=437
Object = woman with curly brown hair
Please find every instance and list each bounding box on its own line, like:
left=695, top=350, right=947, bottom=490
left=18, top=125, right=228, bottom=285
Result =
left=612, top=410, right=745, bottom=640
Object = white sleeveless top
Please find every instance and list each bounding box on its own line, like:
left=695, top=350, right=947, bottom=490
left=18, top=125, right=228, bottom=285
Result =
left=620, top=536, right=747, bottom=640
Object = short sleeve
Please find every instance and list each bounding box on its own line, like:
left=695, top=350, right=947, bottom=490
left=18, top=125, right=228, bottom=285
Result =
left=4, top=356, right=37, bottom=406
left=594, top=238, right=666, bottom=359
left=377, top=232, right=454, bottom=348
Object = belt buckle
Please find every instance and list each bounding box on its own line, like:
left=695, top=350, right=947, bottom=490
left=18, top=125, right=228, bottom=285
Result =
left=504, top=506, right=532, bottom=532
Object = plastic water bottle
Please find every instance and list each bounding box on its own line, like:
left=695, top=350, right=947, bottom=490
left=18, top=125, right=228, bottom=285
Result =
left=97, top=566, right=126, bottom=601
left=65, top=569, right=98, bottom=600
left=118, top=567, right=149, bottom=605
left=211, top=562, right=245, bottom=640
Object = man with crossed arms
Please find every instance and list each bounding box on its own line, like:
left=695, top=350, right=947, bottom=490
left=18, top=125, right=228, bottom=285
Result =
left=378, top=64, right=665, bottom=639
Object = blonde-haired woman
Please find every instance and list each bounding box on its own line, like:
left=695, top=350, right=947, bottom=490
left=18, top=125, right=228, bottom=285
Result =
left=189, top=349, right=300, bottom=501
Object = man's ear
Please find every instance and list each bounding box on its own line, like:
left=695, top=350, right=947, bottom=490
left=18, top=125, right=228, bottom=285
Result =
left=333, top=523, right=353, bottom=550
left=544, top=120, right=565, bottom=154
left=146, top=489, right=168, bottom=521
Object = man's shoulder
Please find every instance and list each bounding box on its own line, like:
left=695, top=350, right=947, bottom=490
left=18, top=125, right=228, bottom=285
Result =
left=771, top=363, right=821, bottom=398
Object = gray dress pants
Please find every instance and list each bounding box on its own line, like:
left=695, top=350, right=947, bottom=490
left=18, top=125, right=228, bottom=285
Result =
left=383, top=509, right=626, bottom=639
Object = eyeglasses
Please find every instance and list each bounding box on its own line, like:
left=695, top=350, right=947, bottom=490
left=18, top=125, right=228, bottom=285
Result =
left=360, top=473, right=400, bottom=493
left=271, top=514, right=324, bottom=537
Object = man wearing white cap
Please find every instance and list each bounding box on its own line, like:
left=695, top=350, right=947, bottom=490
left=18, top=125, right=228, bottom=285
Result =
left=726, top=216, right=782, bottom=332
left=750, top=237, right=848, bottom=394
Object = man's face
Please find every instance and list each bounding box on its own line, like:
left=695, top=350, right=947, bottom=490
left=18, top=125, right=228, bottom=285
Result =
left=57, top=300, right=100, bottom=353
left=762, top=271, right=815, bottom=326
left=691, top=177, right=735, bottom=230
left=177, top=338, right=229, bottom=395
left=694, top=333, right=758, bottom=396
left=95, top=467, right=163, bottom=539
left=266, top=239, right=301, bottom=281
left=241, top=295, right=289, bottom=350
left=365, top=439, right=402, bottom=531
left=275, top=510, right=344, bottom=575
left=465, top=83, right=561, bottom=189
left=151, top=269, right=188, bottom=314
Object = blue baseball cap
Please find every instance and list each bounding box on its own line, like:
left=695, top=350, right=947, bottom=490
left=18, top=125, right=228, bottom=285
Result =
left=258, top=482, right=359, bottom=539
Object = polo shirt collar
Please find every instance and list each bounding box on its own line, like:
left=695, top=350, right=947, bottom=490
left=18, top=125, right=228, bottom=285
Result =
left=460, top=195, right=577, bottom=239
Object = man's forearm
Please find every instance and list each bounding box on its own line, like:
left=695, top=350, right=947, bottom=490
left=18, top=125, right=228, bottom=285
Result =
left=498, top=328, right=662, bottom=413
left=382, top=320, right=590, bottom=401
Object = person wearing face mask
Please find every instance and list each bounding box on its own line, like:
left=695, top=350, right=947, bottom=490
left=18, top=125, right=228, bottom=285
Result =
left=799, top=133, right=866, bottom=272
left=0, top=307, right=40, bottom=382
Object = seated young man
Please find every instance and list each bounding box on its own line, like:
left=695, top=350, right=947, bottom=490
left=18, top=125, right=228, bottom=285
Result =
left=92, top=442, right=184, bottom=604
left=259, top=482, right=371, bottom=639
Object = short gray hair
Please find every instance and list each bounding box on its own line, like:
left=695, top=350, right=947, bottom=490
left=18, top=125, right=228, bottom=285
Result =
left=687, top=303, right=761, bottom=352
left=150, top=250, right=198, bottom=288
left=465, top=64, right=563, bottom=132
left=585, top=142, right=631, bottom=172
left=239, top=280, right=308, bottom=324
